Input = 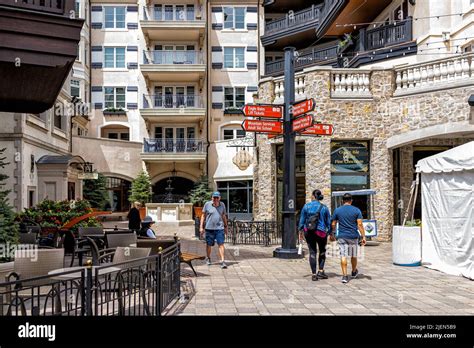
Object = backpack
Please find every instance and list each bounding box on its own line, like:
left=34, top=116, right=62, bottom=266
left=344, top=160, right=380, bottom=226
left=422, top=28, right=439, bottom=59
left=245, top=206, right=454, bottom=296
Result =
left=306, top=203, right=324, bottom=233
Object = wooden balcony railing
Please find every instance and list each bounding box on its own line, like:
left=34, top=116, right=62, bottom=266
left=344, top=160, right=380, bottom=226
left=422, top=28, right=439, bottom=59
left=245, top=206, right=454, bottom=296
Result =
left=0, top=0, right=74, bottom=16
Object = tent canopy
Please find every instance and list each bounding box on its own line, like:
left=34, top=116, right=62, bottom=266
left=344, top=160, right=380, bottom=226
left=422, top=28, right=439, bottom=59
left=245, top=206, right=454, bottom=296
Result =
left=416, top=141, right=474, bottom=173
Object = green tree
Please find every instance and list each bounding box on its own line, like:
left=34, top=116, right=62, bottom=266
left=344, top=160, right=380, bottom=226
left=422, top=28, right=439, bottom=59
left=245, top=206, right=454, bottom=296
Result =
left=0, top=148, right=19, bottom=261
left=188, top=176, right=212, bottom=206
left=129, top=170, right=152, bottom=205
left=83, top=173, right=108, bottom=210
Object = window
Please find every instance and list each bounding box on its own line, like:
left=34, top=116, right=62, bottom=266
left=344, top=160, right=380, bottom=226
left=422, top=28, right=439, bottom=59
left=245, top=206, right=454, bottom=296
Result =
left=54, top=104, right=63, bottom=130
left=217, top=181, right=253, bottom=217
left=75, top=0, right=80, bottom=18
left=104, top=47, right=125, bottom=68
left=223, top=7, right=245, bottom=29
left=223, top=128, right=245, bottom=140
left=104, top=87, right=126, bottom=108
left=224, top=87, right=245, bottom=108
left=224, top=47, right=245, bottom=68
left=104, top=6, right=126, bottom=28
left=154, top=4, right=195, bottom=20
left=71, top=80, right=80, bottom=98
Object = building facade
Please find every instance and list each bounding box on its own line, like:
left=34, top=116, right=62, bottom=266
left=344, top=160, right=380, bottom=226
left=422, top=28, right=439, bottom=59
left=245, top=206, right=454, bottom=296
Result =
left=254, top=0, right=474, bottom=240
left=0, top=0, right=89, bottom=211
left=76, top=0, right=261, bottom=217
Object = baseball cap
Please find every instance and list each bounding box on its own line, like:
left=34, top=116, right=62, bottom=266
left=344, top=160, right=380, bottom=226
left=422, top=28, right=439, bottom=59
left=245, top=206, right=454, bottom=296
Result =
left=212, top=191, right=221, bottom=198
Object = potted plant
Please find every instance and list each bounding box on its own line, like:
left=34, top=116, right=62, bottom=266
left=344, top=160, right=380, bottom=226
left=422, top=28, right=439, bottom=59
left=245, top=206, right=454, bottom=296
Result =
left=188, top=176, right=212, bottom=218
left=129, top=170, right=152, bottom=219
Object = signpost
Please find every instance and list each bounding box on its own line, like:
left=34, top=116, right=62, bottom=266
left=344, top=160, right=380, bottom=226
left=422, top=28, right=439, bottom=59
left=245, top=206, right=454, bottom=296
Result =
left=300, top=123, right=334, bottom=136
left=292, top=98, right=315, bottom=118
left=241, top=49, right=334, bottom=260
left=292, top=115, right=314, bottom=132
left=242, top=119, right=283, bottom=133
left=242, top=104, right=283, bottom=118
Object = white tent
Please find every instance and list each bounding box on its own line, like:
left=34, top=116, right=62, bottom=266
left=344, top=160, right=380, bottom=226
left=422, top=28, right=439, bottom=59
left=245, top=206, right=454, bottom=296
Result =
left=416, top=141, right=474, bottom=280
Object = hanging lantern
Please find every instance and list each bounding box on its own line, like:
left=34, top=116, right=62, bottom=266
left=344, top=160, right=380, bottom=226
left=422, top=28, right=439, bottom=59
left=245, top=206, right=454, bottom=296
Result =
left=233, top=148, right=253, bottom=171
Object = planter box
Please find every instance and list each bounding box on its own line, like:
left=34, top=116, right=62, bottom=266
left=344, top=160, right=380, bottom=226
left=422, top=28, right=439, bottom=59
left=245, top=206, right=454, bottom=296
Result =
left=392, top=225, right=421, bottom=266
left=103, top=110, right=126, bottom=116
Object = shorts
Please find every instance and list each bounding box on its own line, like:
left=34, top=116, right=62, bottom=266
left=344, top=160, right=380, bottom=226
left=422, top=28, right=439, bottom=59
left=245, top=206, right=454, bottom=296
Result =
left=338, top=238, right=359, bottom=257
left=205, top=229, right=225, bottom=246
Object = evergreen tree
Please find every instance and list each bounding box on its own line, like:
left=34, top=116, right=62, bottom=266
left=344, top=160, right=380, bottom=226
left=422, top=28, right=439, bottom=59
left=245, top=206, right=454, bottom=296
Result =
left=0, top=147, right=19, bottom=261
left=129, top=170, right=152, bottom=205
left=83, top=173, right=108, bottom=210
left=189, top=176, right=212, bottom=206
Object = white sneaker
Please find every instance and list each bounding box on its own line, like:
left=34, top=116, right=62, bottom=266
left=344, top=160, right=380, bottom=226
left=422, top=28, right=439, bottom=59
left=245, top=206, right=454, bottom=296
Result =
left=205, top=258, right=211, bottom=265
left=220, top=261, right=227, bottom=269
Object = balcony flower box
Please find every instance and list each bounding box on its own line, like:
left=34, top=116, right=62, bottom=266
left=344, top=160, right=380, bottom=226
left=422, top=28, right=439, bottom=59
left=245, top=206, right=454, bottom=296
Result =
left=224, top=107, right=244, bottom=115
left=103, top=108, right=127, bottom=116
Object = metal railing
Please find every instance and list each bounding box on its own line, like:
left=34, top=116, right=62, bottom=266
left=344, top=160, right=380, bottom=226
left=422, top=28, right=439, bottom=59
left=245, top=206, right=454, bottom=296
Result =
left=226, top=220, right=282, bottom=246
left=143, top=50, right=203, bottom=65
left=264, top=4, right=322, bottom=36
left=266, top=44, right=339, bottom=75
left=0, top=0, right=73, bottom=15
left=0, top=244, right=181, bottom=316
left=142, top=94, right=203, bottom=109
left=142, top=5, right=196, bottom=21
left=366, top=18, right=413, bottom=51
left=143, top=138, right=205, bottom=153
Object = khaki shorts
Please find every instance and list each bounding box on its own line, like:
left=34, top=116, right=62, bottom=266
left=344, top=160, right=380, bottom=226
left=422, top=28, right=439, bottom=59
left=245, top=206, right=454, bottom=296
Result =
left=338, top=238, right=359, bottom=257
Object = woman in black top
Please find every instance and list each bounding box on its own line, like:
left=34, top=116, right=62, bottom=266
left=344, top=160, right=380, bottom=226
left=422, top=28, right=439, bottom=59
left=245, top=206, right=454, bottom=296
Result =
left=127, top=201, right=141, bottom=232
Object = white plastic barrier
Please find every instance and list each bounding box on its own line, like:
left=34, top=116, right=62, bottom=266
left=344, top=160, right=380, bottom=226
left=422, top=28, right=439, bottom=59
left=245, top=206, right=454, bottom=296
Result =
left=392, top=226, right=422, bottom=266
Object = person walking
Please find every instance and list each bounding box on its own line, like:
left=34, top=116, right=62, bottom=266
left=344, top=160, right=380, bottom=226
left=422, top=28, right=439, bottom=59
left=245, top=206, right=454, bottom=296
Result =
left=199, top=191, right=228, bottom=269
left=139, top=216, right=157, bottom=239
left=331, top=193, right=366, bottom=283
left=298, top=189, right=332, bottom=281
left=127, top=201, right=141, bottom=232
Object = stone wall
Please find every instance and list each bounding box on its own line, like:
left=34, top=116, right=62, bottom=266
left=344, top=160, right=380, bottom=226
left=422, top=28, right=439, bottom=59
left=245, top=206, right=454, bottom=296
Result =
left=254, top=65, right=474, bottom=241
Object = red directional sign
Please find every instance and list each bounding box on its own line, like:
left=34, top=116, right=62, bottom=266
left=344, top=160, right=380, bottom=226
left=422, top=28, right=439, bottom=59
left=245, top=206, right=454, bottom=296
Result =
left=242, top=104, right=283, bottom=119
left=300, top=123, right=334, bottom=136
left=292, top=98, right=315, bottom=118
left=242, top=119, right=283, bottom=133
left=292, top=115, right=313, bottom=132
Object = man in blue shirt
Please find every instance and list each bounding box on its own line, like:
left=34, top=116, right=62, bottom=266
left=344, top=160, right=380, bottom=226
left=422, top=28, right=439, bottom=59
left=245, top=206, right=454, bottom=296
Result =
left=331, top=193, right=366, bottom=283
left=298, top=189, right=332, bottom=281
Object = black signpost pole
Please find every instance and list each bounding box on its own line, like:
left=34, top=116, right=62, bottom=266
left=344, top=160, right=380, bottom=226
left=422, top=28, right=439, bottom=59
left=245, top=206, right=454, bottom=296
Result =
left=273, top=47, right=302, bottom=259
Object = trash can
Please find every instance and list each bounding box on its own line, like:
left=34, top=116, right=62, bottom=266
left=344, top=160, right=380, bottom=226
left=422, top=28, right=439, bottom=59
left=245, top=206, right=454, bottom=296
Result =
left=392, top=226, right=422, bottom=266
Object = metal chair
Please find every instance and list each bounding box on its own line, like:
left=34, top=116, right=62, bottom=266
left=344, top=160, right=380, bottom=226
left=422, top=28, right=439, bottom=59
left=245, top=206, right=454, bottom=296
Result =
left=3, top=249, right=65, bottom=315
left=105, top=233, right=137, bottom=249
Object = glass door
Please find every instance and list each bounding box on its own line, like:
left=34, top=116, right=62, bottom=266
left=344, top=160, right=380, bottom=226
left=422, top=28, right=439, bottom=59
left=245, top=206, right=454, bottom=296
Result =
left=176, top=5, right=185, bottom=20
left=186, top=5, right=195, bottom=20
left=165, top=128, right=174, bottom=152
left=154, top=86, right=162, bottom=107
left=186, top=86, right=195, bottom=107
left=176, top=128, right=185, bottom=152
left=176, top=87, right=185, bottom=107
left=164, top=87, right=173, bottom=108
left=175, top=45, right=185, bottom=64
left=153, top=5, right=162, bottom=20
left=186, top=45, right=195, bottom=63
left=164, top=5, right=173, bottom=20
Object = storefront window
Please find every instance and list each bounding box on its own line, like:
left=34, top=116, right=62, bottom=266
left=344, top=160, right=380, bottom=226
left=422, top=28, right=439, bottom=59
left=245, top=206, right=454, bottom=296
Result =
left=217, top=180, right=253, bottom=219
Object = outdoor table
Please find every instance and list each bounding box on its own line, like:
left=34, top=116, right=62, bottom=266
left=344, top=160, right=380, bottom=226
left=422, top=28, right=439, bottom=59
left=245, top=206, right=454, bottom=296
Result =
left=48, top=265, right=120, bottom=280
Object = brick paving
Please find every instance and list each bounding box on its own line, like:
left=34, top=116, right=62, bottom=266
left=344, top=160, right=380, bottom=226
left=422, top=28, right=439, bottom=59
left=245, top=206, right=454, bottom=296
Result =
left=105, top=221, right=474, bottom=316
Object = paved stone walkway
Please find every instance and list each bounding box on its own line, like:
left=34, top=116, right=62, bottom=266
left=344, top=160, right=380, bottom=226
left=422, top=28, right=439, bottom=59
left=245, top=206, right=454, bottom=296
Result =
left=171, top=227, right=473, bottom=316
left=104, top=221, right=473, bottom=316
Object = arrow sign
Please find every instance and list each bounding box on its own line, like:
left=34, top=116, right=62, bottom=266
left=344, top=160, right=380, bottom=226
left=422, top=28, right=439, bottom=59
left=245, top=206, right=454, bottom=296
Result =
left=242, top=119, right=283, bottom=133
left=301, top=123, right=334, bottom=136
left=292, top=98, right=315, bottom=118
left=292, top=115, right=314, bottom=132
left=242, top=104, right=283, bottom=118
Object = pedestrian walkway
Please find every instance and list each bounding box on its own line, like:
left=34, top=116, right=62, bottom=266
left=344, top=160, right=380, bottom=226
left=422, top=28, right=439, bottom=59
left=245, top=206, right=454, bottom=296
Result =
left=104, top=221, right=474, bottom=316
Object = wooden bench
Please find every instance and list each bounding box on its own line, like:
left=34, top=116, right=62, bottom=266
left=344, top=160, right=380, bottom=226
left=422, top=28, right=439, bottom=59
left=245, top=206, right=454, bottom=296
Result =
left=136, top=238, right=205, bottom=276
left=180, top=252, right=205, bottom=277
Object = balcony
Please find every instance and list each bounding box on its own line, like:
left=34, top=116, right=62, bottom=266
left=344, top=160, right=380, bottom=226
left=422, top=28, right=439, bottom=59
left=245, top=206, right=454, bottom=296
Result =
left=141, top=138, right=206, bottom=163
left=0, top=0, right=84, bottom=113
left=265, top=43, right=339, bottom=76
left=140, top=6, right=205, bottom=42
left=140, top=50, right=205, bottom=83
left=140, top=94, right=205, bottom=125
left=261, top=4, right=323, bottom=48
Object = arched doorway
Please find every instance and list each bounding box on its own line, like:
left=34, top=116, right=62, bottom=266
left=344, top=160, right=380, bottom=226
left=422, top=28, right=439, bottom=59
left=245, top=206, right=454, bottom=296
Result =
left=153, top=177, right=195, bottom=203
left=105, top=177, right=131, bottom=211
